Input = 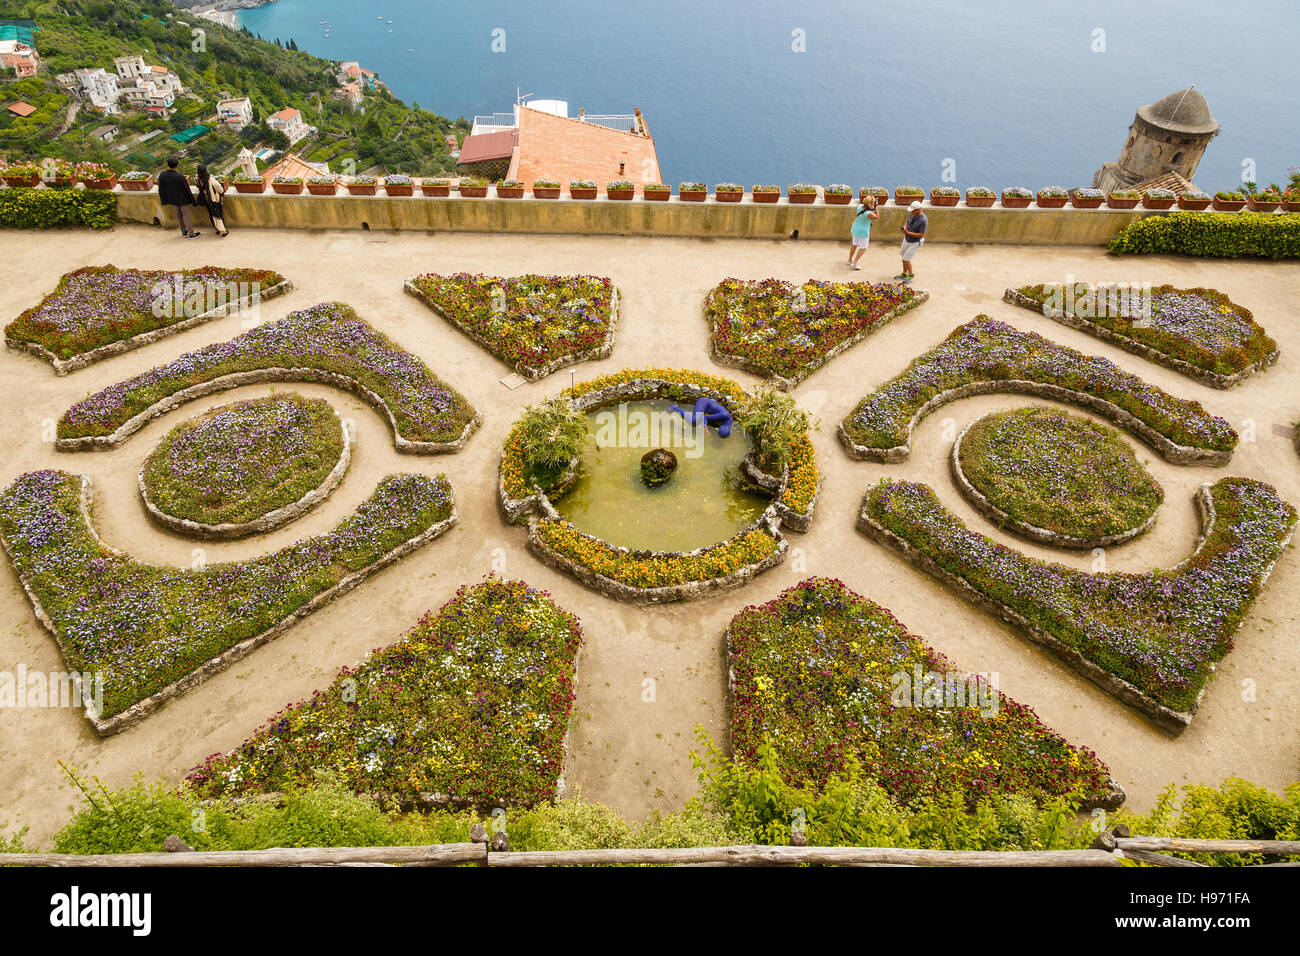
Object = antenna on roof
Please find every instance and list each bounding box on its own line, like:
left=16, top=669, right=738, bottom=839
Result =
left=516, top=87, right=534, bottom=106
left=1169, top=85, right=1194, bottom=123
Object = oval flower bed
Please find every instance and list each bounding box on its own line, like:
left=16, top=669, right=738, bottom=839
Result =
left=56, top=302, right=479, bottom=453
left=139, top=393, right=349, bottom=539
left=4, top=265, right=290, bottom=375
left=1005, top=283, right=1279, bottom=389
left=405, top=272, right=618, bottom=381
left=857, top=477, right=1296, bottom=732
left=838, top=316, right=1238, bottom=465
left=954, top=406, right=1163, bottom=548
left=186, top=577, right=582, bottom=808
left=500, top=368, right=821, bottom=603
left=705, top=277, right=927, bottom=388
left=728, top=577, right=1123, bottom=809
left=0, top=470, right=458, bottom=734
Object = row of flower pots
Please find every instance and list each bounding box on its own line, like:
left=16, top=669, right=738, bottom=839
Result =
left=870, top=185, right=1300, bottom=211
left=0, top=161, right=120, bottom=190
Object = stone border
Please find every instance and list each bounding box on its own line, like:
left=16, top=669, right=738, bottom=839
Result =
left=950, top=415, right=1160, bottom=550
left=1002, top=288, right=1281, bottom=390
left=857, top=481, right=1295, bottom=735
left=55, top=365, right=480, bottom=454
left=404, top=278, right=620, bottom=381
left=838, top=378, right=1233, bottom=466
left=722, top=621, right=1126, bottom=812
left=5, top=278, right=293, bottom=376
left=0, top=473, right=458, bottom=737
left=138, top=408, right=353, bottom=540
left=707, top=288, right=930, bottom=390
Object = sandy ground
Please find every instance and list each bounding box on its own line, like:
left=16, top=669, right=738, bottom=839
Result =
left=0, top=224, right=1297, bottom=847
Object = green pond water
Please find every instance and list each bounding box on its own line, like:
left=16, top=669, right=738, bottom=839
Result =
left=553, top=400, right=771, bottom=552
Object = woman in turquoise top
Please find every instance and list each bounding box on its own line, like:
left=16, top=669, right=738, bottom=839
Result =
left=847, top=194, right=878, bottom=270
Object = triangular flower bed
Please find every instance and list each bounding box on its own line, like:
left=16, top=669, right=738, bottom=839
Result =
left=0, top=470, right=457, bottom=735
left=706, top=278, right=927, bottom=388
left=858, top=478, right=1296, bottom=733
left=5, top=264, right=290, bottom=374
left=186, top=578, right=582, bottom=809
left=727, top=577, right=1124, bottom=809
left=405, top=272, right=617, bottom=380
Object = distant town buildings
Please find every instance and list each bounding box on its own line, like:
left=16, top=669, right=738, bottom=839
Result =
left=68, top=68, right=120, bottom=114
left=266, top=107, right=313, bottom=146
left=58, top=53, right=187, bottom=118
left=88, top=123, right=119, bottom=144
left=0, top=38, right=39, bottom=77
left=335, top=61, right=380, bottom=91
left=1092, top=87, right=1219, bottom=192
left=216, top=95, right=254, bottom=130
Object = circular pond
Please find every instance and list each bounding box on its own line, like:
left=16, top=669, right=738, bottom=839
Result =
left=140, top=392, right=349, bottom=538
left=953, top=405, right=1163, bottom=547
left=552, top=399, right=771, bottom=552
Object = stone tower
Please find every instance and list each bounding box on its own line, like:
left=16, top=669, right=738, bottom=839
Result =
left=1092, top=88, right=1219, bottom=191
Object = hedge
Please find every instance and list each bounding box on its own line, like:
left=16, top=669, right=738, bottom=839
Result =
left=0, top=187, right=117, bottom=230
left=1108, top=211, right=1300, bottom=260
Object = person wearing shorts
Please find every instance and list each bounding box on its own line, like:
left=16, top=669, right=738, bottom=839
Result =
left=847, top=194, right=878, bottom=270
left=897, top=200, right=927, bottom=282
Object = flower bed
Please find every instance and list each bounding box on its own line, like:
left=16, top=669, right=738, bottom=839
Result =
left=1006, top=283, right=1279, bottom=388
left=727, top=577, right=1122, bottom=808
left=838, top=316, right=1238, bottom=464
left=405, top=273, right=618, bottom=381
left=955, top=406, right=1163, bottom=547
left=4, top=265, right=290, bottom=374
left=0, top=470, right=458, bottom=733
left=185, top=577, right=581, bottom=807
left=857, top=478, right=1295, bottom=730
left=705, top=277, right=928, bottom=388
left=139, top=393, right=348, bottom=536
left=56, top=302, right=479, bottom=452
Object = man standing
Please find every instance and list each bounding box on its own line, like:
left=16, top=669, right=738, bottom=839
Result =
left=157, top=157, right=199, bottom=239
left=896, top=200, right=927, bottom=282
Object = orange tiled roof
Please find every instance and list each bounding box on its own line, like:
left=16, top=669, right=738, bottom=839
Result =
left=261, top=153, right=329, bottom=182
left=1132, top=170, right=1197, bottom=193
left=508, top=106, right=660, bottom=186
left=458, top=129, right=515, bottom=164
left=269, top=107, right=300, bottom=123
left=6, top=101, right=36, bottom=117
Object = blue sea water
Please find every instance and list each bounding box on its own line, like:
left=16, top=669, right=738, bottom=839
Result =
left=240, top=0, right=1298, bottom=191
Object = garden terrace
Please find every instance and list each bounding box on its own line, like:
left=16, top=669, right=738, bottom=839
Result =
left=839, top=316, right=1238, bottom=465
left=4, top=265, right=290, bottom=374
left=186, top=578, right=581, bottom=808
left=405, top=272, right=618, bottom=380
left=726, top=577, right=1122, bottom=809
left=56, top=302, right=479, bottom=452
left=705, top=278, right=927, bottom=388
left=0, top=470, right=456, bottom=734
left=858, top=478, right=1295, bottom=732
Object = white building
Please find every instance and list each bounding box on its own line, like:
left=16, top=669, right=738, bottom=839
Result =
left=0, top=39, right=40, bottom=78
left=112, top=55, right=184, bottom=114
left=266, top=107, right=312, bottom=146
left=216, top=96, right=253, bottom=129
left=72, top=68, right=121, bottom=114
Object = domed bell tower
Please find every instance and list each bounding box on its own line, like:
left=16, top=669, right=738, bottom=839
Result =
left=1092, top=87, right=1219, bottom=192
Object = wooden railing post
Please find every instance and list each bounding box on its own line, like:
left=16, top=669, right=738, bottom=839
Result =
left=469, top=823, right=489, bottom=866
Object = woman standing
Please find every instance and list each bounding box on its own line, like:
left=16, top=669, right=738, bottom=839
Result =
left=847, top=194, right=877, bottom=270
left=195, top=165, right=229, bottom=237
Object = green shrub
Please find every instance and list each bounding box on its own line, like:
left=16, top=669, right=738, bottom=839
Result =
left=1108, top=211, right=1300, bottom=259
left=0, top=187, right=117, bottom=230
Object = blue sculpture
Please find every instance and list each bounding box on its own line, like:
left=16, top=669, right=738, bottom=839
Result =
left=668, top=397, right=732, bottom=437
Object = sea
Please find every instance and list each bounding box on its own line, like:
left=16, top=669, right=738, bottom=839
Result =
left=239, top=0, right=1298, bottom=190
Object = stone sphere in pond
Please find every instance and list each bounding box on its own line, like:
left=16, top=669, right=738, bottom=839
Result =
left=640, top=448, right=678, bottom=487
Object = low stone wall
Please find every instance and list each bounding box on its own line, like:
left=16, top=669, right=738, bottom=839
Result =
left=115, top=188, right=1165, bottom=245
left=1001, top=288, right=1281, bottom=390
left=837, top=378, right=1234, bottom=466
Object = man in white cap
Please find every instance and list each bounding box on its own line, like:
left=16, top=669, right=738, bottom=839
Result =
left=897, top=200, right=928, bottom=283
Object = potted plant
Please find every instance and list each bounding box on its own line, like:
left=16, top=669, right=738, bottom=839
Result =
left=1107, top=189, right=1141, bottom=209
left=493, top=178, right=524, bottom=199
left=383, top=173, right=414, bottom=197
left=607, top=179, right=636, bottom=200
left=643, top=182, right=671, bottom=201
left=679, top=181, right=707, bottom=202
left=306, top=175, right=338, bottom=196
left=1, top=161, right=42, bottom=187
left=232, top=170, right=266, bottom=194
left=895, top=184, right=924, bottom=205
left=715, top=182, right=743, bottom=203
left=1212, top=190, right=1246, bottom=212
left=530, top=179, right=560, bottom=199
left=568, top=179, right=598, bottom=199
left=1036, top=186, right=1068, bottom=208
left=789, top=183, right=818, bottom=204
left=1247, top=184, right=1283, bottom=212
left=457, top=176, right=488, bottom=197
left=1070, top=187, right=1105, bottom=209
left=752, top=184, right=780, bottom=204
left=118, top=169, right=153, bottom=192
left=74, top=161, right=117, bottom=190
left=930, top=186, right=960, bottom=207
left=271, top=175, right=303, bottom=195
left=1001, top=186, right=1033, bottom=208
left=860, top=186, right=890, bottom=205
left=825, top=183, right=853, bottom=205
left=1177, top=188, right=1211, bottom=211
left=1140, top=187, right=1177, bottom=210
left=420, top=178, right=451, bottom=197
left=40, top=158, right=76, bottom=189
left=965, top=186, right=996, bottom=207
left=1283, top=188, right=1300, bottom=213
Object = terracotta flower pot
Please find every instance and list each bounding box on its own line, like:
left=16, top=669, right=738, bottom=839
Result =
left=1211, top=197, right=1246, bottom=211
left=715, top=190, right=743, bottom=203
left=82, top=176, right=118, bottom=190
left=568, top=186, right=597, bottom=200
left=306, top=182, right=337, bottom=195
left=679, top=188, right=707, bottom=202
left=895, top=191, right=923, bottom=205
left=271, top=181, right=303, bottom=194
left=1107, top=196, right=1141, bottom=209
left=1282, top=199, right=1300, bottom=212
left=965, top=194, right=996, bottom=207
left=458, top=185, right=488, bottom=197
left=606, top=187, right=635, bottom=201
left=233, top=180, right=266, bottom=194
left=1071, top=195, right=1105, bottom=208
left=384, top=183, right=414, bottom=197
left=643, top=188, right=670, bottom=201
left=929, top=193, right=960, bottom=207
left=420, top=182, right=451, bottom=197
left=789, top=192, right=817, bottom=204
left=1247, top=196, right=1281, bottom=212
left=496, top=185, right=525, bottom=199
left=3, top=174, right=40, bottom=187
left=1141, top=196, right=1176, bottom=210
left=532, top=186, right=560, bottom=199
left=1176, top=195, right=1211, bottom=210
left=1036, top=193, right=1068, bottom=208
left=752, top=190, right=779, bottom=204
left=118, top=176, right=153, bottom=192
left=825, top=192, right=852, bottom=205
left=1001, top=193, right=1032, bottom=208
